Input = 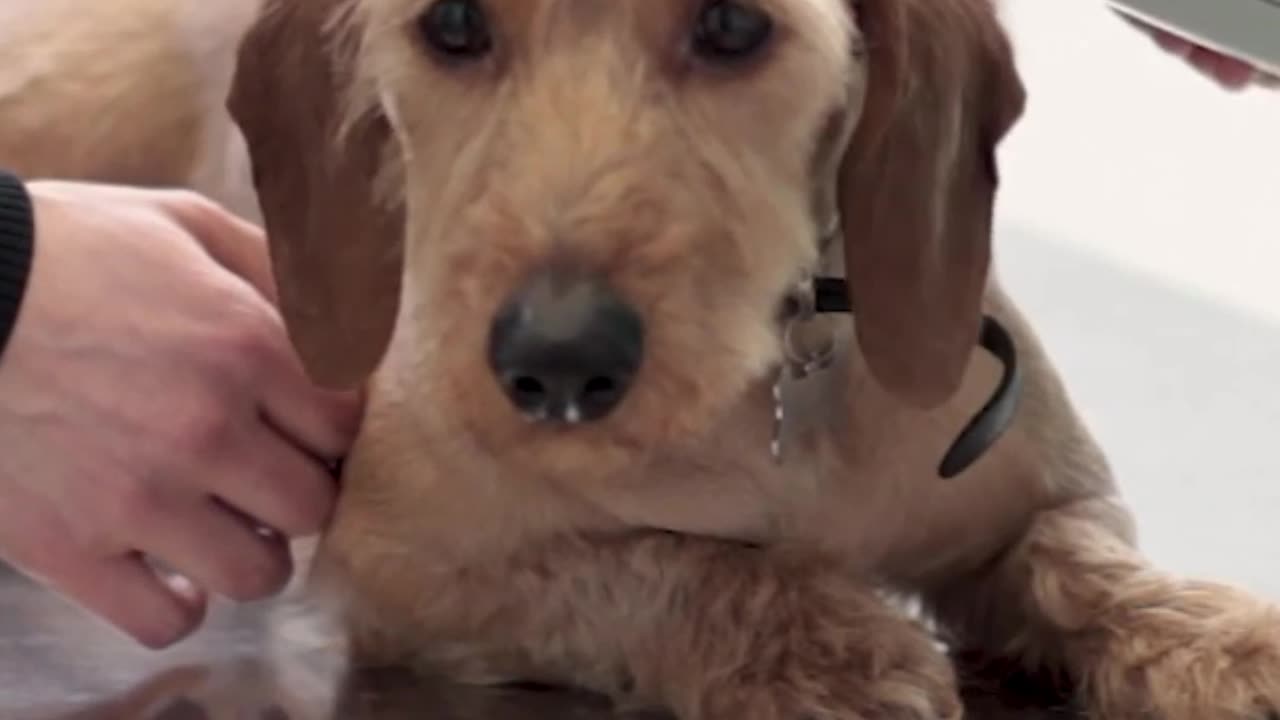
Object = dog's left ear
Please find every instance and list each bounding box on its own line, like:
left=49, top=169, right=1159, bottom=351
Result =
left=839, top=0, right=1025, bottom=408
left=227, top=0, right=404, bottom=390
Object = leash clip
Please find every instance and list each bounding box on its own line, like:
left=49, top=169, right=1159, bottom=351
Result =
left=772, top=275, right=839, bottom=463
left=771, top=273, right=1024, bottom=479
left=780, top=276, right=836, bottom=381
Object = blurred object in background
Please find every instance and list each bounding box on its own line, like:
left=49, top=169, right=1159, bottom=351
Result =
left=1106, top=0, right=1280, bottom=89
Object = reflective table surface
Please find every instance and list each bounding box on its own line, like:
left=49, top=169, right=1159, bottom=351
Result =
left=0, top=565, right=1077, bottom=720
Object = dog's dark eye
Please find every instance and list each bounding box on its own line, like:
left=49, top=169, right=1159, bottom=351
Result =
left=692, top=0, right=773, bottom=60
left=419, top=0, right=492, bottom=59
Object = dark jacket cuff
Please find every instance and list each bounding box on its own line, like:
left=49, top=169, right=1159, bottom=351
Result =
left=0, top=170, right=35, bottom=363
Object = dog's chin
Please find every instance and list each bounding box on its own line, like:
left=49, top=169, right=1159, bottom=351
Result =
left=480, top=429, right=648, bottom=484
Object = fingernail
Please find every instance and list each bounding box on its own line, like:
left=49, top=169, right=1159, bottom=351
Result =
left=164, top=573, right=206, bottom=607
left=254, top=524, right=283, bottom=541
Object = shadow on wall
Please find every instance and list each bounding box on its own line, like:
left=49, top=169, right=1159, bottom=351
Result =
left=995, top=221, right=1280, bottom=600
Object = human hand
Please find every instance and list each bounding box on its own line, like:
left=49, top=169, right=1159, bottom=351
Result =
left=1120, top=15, right=1276, bottom=89
left=0, top=181, right=363, bottom=649
left=1147, top=27, right=1268, bottom=89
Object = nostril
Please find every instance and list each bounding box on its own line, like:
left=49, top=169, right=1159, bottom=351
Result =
left=569, top=374, right=626, bottom=423
left=508, top=375, right=547, bottom=411
left=582, top=376, right=617, bottom=398
left=579, top=376, right=620, bottom=408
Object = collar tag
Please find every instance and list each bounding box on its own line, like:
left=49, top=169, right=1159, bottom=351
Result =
left=776, top=273, right=1024, bottom=479
left=781, top=277, right=837, bottom=380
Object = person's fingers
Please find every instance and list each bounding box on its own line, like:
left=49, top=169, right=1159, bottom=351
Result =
left=1187, top=45, right=1258, bottom=89
left=43, top=552, right=208, bottom=650
left=211, top=424, right=338, bottom=538
left=157, top=190, right=280, bottom=305
left=0, top=497, right=203, bottom=643
left=253, top=319, right=365, bottom=461
left=1148, top=27, right=1194, bottom=56
left=135, top=494, right=293, bottom=603
left=1141, top=24, right=1262, bottom=90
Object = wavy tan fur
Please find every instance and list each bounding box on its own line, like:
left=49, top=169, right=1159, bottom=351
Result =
left=0, top=0, right=263, bottom=222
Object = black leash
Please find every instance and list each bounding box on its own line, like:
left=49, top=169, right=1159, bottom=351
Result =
left=810, top=277, right=1023, bottom=479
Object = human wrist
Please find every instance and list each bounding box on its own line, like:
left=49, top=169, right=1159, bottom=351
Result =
left=0, top=170, right=34, bottom=364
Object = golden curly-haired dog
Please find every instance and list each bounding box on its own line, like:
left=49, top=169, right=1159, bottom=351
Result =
left=219, top=1, right=1280, bottom=717
left=0, top=0, right=264, bottom=222
left=6, top=0, right=1280, bottom=718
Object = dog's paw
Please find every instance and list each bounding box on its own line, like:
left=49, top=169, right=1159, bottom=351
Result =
left=1083, top=581, right=1280, bottom=720
left=691, top=602, right=962, bottom=720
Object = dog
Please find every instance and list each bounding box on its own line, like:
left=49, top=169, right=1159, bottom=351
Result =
left=0, top=0, right=263, bottom=223
left=220, top=0, right=1280, bottom=718
left=6, top=0, right=1280, bottom=717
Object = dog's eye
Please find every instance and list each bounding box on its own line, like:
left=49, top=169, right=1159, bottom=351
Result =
left=419, top=0, right=492, bottom=59
left=692, top=0, right=773, bottom=60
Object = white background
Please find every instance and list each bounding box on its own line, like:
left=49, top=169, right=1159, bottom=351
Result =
left=995, top=1, right=1280, bottom=596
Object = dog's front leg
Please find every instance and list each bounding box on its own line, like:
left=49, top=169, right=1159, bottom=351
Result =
left=925, top=496, right=1280, bottom=720
left=311, top=531, right=961, bottom=720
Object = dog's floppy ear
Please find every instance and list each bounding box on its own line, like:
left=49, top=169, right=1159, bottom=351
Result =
left=839, top=0, right=1025, bottom=408
left=227, top=0, right=403, bottom=389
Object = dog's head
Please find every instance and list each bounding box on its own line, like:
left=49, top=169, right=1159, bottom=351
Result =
left=229, top=0, right=1024, bottom=476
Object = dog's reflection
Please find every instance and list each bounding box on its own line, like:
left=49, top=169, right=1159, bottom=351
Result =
left=43, top=650, right=1076, bottom=720
left=45, top=660, right=664, bottom=720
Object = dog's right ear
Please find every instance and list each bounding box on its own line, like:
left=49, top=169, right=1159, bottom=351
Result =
left=837, top=0, right=1025, bottom=409
left=228, top=0, right=403, bottom=389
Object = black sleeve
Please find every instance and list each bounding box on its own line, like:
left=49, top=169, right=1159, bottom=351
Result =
left=0, top=170, right=34, bottom=363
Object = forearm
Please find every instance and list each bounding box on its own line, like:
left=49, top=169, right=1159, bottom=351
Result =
left=0, top=170, right=34, bottom=364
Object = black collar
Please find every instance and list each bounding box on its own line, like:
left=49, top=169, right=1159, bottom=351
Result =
left=808, top=277, right=1023, bottom=479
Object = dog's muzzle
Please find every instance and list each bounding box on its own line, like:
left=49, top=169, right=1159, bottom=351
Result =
left=487, top=268, right=645, bottom=424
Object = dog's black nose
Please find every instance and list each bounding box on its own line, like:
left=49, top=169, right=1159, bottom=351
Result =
left=488, top=271, right=644, bottom=424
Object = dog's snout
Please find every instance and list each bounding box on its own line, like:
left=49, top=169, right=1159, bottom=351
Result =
left=488, top=271, right=644, bottom=424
